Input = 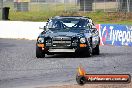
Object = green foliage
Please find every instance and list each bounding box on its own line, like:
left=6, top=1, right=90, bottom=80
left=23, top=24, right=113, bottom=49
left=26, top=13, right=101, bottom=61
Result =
left=8, top=3, right=132, bottom=24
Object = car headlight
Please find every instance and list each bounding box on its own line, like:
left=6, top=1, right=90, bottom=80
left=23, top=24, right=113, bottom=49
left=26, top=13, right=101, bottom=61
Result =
left=80, top=38, right=86, bottom=43
left=38, top=38, right=44, bottom=43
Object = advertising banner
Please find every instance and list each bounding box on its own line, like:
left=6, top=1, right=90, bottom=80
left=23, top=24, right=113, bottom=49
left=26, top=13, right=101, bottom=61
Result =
left=97, top=24, right=132, bottom=46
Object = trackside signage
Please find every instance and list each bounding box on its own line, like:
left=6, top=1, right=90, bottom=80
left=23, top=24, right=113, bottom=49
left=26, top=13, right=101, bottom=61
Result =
left=0, top=21, right=132, bottom=46
left=97, top=24, right=132, bottom=46
left=76, top=66, right=131, bottom=85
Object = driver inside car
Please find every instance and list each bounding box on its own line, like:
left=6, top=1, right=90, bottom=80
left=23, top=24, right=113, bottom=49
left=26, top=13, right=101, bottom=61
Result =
left=54, top=21, right=65, bottom=29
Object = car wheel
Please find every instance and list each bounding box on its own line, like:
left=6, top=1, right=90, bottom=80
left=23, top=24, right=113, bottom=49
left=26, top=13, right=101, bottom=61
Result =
left=86, top=40, right=92, bottom=57
left=87, top=45, right=92, bottom=57
left=36, top=45, right=45, bottom=58
left=93, top=44, right=100, bottom=55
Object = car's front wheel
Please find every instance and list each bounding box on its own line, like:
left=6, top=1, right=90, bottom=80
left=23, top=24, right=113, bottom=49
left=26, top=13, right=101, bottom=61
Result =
left=93, top=44, right=100, bottom=55
left=87, top=45, right=92, bottom=57
left=36, top=45, right=45, bottom=58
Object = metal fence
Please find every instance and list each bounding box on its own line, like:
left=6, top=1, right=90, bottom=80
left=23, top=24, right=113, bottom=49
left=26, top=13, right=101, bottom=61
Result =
left=0, top=0, right=3, bottom=20
left=0, top=0, right=132, bottom=20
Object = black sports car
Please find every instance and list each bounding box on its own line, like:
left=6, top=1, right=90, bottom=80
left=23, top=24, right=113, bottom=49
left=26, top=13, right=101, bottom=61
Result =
left=36, top=16, right=100, bottom=58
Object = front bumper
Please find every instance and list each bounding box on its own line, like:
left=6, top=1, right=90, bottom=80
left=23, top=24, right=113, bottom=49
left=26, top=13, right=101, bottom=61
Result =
left=36, top=36, right=89, bottom=54
left=48, top=49, right=75, bottom=53
left=37, top=43, right=89, bottom=54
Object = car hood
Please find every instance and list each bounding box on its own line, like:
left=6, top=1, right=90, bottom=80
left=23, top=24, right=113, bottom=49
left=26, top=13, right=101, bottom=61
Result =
left=42, top=29, right=91, bottom=38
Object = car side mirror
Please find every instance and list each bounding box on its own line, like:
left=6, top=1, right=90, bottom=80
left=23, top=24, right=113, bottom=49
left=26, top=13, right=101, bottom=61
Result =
left=90, top=25, right=96, bottom=32
left=91, top=28, right=96, bottom=33
left=39, top=26, right=46, bottom=31
left=44, top=26, right=46, bottom=31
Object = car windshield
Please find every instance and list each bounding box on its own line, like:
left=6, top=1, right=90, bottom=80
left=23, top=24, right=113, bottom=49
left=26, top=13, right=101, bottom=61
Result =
left=47, top=18, right=91, bottom=30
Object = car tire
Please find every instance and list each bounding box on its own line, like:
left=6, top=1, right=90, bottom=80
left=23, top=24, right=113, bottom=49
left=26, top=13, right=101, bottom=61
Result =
left=86, top=40, right=92, bottom=57
left=36, top=45, right=45, bottom=58
left=87, top=45, right=92, bottom=57
left=93, top=44, right=100, bottom=55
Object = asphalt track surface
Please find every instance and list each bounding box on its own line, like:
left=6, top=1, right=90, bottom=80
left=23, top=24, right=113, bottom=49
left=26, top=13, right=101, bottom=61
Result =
left=0, top=38, right=132, bottom=88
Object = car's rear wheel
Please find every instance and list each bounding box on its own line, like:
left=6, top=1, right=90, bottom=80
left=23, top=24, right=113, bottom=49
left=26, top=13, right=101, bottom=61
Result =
left=36, top=45, right=45, bottom=58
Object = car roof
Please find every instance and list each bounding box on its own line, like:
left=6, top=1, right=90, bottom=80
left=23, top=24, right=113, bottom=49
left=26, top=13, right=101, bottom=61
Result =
left=51, top=16, right=91, bottom=20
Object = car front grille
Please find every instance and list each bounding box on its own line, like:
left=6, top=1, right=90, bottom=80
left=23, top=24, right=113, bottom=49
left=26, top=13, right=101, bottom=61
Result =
left=53, top=37, right=71, bottom=41
left=52, top=37, right=71, bottom=47
left=45, top=37, right=78, bottom=47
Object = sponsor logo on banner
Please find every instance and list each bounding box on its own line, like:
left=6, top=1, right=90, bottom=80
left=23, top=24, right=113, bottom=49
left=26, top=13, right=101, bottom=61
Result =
left=97, top=24, right=132, bottom=46
left=76, top=66, right=131, bottom=85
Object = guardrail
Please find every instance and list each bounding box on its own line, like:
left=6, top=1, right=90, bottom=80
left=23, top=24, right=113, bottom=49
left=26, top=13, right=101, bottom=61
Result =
left=0, top=21, right=46, bottom=40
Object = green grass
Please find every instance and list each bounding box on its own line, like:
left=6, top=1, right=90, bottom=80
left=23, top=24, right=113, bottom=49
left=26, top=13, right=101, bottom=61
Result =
left=9, top=11, right=132, bottom=24
left=9, top=3, right=67, bottom=21
left=0, top=12, right=2, bottom=20
left=6, top=3, right=132, bottom=24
